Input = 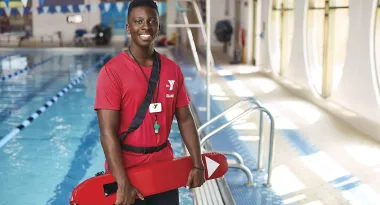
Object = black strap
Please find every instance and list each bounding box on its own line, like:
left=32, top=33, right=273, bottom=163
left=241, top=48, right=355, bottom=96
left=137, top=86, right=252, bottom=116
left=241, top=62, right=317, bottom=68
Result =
left=120, top=140, right=168, bottom=154
left=120, top=50, right=161, bottom=146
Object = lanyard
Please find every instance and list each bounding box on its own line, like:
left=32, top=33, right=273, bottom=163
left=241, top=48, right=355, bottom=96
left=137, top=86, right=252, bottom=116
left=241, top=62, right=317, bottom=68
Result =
left=128, top=47, right=160, bottom=104
left=128, top=47, right=161, bottom=134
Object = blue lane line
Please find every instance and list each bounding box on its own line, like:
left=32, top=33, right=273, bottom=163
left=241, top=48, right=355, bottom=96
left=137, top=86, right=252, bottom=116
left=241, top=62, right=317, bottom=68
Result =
left=0, top=56, right=56, bottom=82
left=280, top=130, right=319, bottom=156
left=0, top=55, right=111, bottom=148
left=330, top=175, right=353, bottom=184
left=44, top=55, right=112, bottom=205
left=0, top=71, right=67, bottom=125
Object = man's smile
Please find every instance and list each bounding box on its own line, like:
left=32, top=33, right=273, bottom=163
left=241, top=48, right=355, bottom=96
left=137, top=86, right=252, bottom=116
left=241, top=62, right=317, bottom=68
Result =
left=139, top=34, right=153, bottom=41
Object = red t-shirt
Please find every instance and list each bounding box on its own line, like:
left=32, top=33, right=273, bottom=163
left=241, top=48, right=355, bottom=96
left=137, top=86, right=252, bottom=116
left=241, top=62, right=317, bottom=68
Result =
left=94, top=51, right=190, bottom=170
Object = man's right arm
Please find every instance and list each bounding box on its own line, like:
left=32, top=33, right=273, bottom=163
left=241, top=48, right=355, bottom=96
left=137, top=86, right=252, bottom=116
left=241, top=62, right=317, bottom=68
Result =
left=94, top=66, right=143, bottom=204
left=96, top=109, right=130, bottom=188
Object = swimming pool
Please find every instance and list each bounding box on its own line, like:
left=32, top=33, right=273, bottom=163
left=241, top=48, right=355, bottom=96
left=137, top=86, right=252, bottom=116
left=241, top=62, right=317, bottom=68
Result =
left=0, top=49, right=194, bottom=205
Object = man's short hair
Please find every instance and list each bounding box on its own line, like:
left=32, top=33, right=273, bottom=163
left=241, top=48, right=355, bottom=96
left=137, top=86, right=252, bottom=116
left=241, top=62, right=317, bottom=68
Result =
left=128, top=0, right=159, bottom=19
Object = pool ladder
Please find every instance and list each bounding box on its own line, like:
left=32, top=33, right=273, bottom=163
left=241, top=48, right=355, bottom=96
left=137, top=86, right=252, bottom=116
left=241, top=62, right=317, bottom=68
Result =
left=198, top=98, right=275, bottom=187
left=168, top=0, right=215, bottom=73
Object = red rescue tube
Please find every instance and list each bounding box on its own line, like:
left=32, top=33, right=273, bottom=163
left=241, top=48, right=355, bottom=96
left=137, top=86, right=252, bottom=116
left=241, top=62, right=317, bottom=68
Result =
left=70, top=152, right=228, bottom=205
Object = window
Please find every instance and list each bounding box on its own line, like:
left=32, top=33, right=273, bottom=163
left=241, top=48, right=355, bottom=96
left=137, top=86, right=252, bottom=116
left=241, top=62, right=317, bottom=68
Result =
left=307, top=0, right=349, bottom=97
left=376, top=1, right=380, bottom=92
left=67, top=15, right=83, bottom=24
left=270, top=0, right=294, bottom=76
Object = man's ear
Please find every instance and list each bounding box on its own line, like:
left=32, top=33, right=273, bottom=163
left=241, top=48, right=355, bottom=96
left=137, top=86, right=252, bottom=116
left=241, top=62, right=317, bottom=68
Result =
left=126, top=24, right=130, bottom=34
left=157, top=24, right=161, bottom=35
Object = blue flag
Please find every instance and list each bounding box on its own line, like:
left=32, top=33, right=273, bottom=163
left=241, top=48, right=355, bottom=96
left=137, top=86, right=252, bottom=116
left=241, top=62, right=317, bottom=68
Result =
left=39, top=0, right=44, bottom=7
left=4, top=0, right=10, bottom=7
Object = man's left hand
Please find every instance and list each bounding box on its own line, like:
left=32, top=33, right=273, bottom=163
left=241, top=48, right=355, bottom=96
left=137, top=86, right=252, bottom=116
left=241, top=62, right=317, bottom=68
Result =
left=186, top=167, right=206, bottom=189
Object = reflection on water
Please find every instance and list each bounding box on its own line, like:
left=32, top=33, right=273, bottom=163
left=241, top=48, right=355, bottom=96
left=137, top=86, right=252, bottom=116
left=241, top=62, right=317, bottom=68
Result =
left=1, top=54, right=28, bottom=71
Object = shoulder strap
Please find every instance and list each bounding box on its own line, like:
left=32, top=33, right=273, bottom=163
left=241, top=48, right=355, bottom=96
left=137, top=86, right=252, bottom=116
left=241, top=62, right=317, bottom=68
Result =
left=120, top=51, right=161, bottom=145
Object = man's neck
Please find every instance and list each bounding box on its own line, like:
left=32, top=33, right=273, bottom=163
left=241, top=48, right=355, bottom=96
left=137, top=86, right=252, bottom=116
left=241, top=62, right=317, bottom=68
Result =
left=128, top=43, right=154, bottom=60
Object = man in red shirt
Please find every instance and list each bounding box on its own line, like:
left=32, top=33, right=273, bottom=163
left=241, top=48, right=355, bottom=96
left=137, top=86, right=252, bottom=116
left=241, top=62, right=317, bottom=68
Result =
left=94, top=0, right=205, bottom=204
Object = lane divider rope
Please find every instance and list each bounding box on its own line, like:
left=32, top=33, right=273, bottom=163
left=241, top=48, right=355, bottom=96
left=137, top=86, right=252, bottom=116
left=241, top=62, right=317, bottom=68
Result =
left=0, top=54, right=110, bottom=148
left=0, top=56, right=56, bottom=82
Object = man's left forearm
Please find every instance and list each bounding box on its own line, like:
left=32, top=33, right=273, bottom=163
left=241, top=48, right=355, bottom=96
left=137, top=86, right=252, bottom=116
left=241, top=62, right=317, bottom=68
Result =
left=177, top=116, right=204, bottom=168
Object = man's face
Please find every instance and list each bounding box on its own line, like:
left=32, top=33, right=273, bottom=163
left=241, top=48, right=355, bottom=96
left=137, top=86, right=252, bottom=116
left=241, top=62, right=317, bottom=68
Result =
left=126, top=6, right=160, bottom=48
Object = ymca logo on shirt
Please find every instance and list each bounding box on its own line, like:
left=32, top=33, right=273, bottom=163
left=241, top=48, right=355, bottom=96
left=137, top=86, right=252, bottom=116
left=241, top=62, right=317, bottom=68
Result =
left=167, top=80, right=175, bottom=90
left=166, top=80, right=175, bottom=98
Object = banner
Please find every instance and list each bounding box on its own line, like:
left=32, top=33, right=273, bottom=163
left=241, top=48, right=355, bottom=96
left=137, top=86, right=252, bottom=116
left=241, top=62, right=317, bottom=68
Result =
left=0, top=1, right=166, bottom=17
left=4, top=0, right=9, bottom=8
left=21, top=0, right=28, bottom=7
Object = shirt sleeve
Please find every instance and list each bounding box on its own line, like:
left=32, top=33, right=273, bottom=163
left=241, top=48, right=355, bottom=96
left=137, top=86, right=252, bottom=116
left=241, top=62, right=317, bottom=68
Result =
left=94, top=65, right=122, bottom=110
left=175, top=65, right=191, bottom=108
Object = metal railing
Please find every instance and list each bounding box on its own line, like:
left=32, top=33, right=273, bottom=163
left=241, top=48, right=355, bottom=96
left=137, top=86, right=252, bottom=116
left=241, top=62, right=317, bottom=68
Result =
left=170, top=0, right=214, bottom=121
left=168, top=0, right=216, bottom=71
left=197, top=99, right=276, bottom=186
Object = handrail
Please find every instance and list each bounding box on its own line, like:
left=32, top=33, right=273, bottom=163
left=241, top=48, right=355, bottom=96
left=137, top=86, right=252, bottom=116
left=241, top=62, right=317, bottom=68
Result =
left=200, top=106, right=275, bottom=186
left=257, top=110, right=265, bottom=171
left=228, top=164, right=255, bottom=186
left=217, top=151, right=244, bottom=165
left=197, top=98, right=267, bottom=171
left=197, top=98, right=261, bottom=135
left=200, top=108, right=256, bottom=147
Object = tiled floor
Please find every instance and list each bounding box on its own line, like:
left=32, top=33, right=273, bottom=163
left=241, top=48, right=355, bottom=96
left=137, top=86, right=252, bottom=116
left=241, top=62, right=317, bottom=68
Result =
left=169, top=46, right=380, bottom=205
